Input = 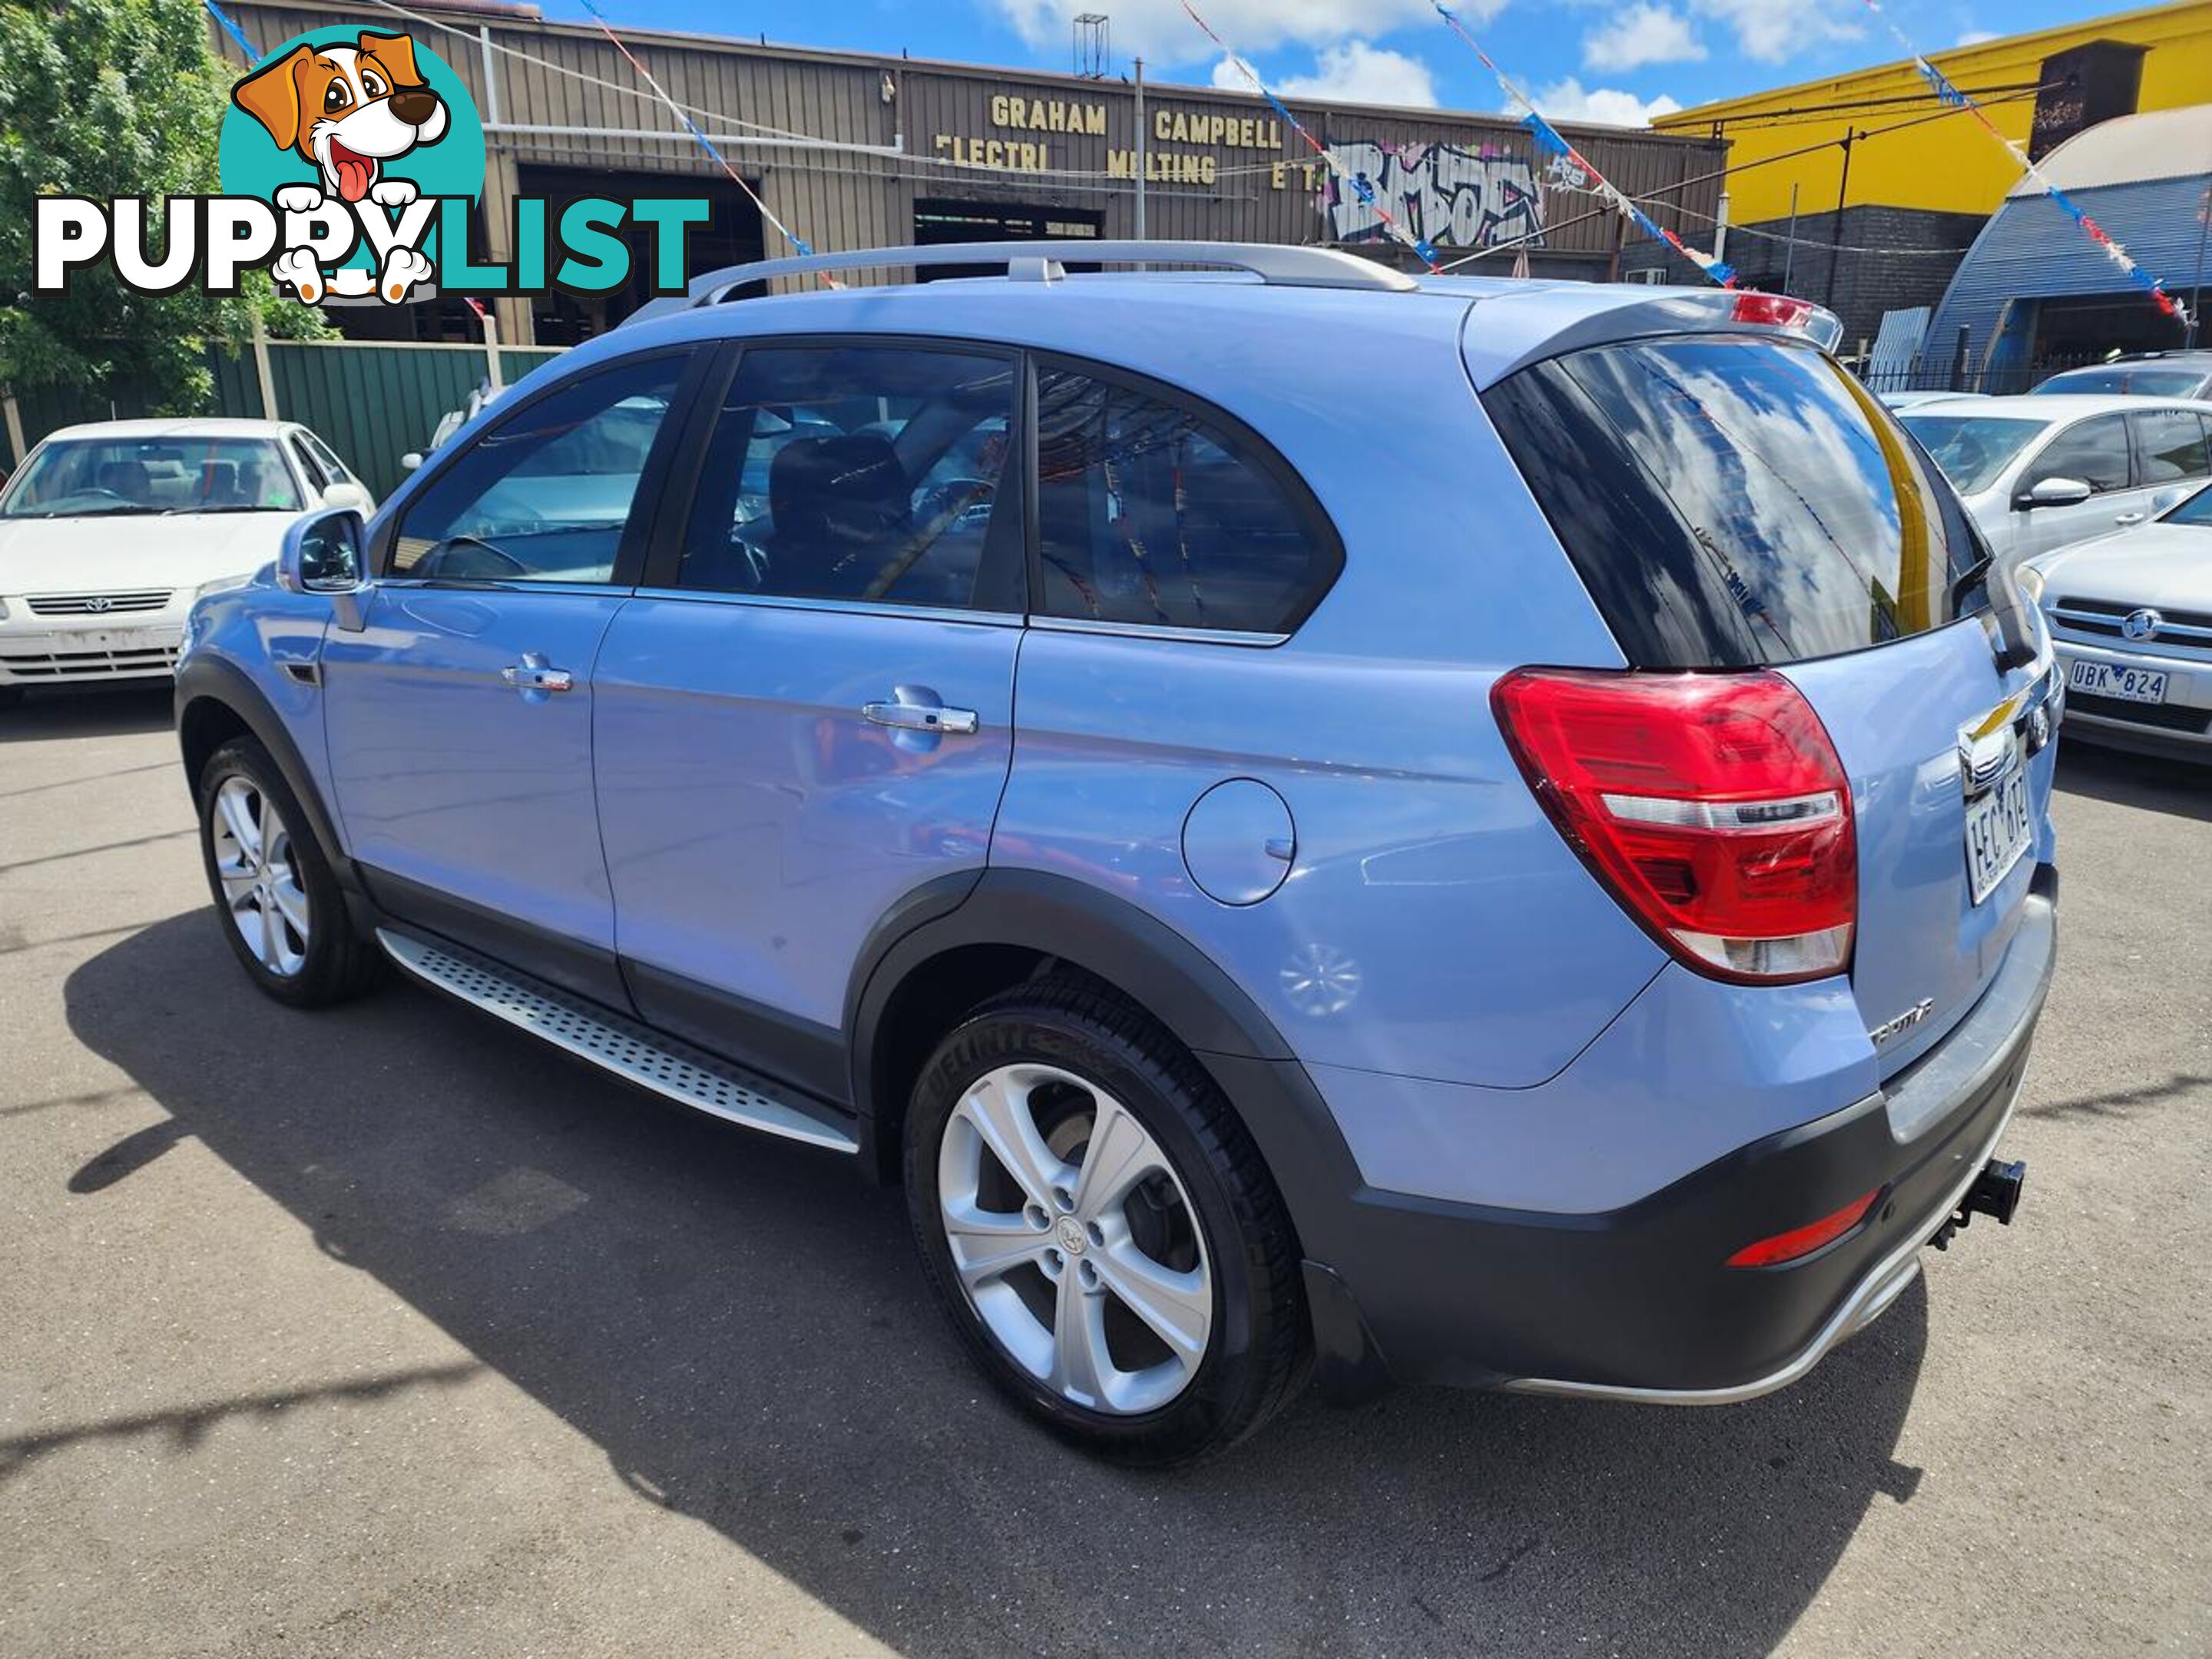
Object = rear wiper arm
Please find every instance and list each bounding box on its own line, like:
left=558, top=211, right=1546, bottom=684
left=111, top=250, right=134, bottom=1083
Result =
left=1949, top=550, right=1993, bottom=610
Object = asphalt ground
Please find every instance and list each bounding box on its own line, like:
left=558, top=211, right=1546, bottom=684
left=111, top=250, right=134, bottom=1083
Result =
left=1, top=684, right=2206, bottom=1658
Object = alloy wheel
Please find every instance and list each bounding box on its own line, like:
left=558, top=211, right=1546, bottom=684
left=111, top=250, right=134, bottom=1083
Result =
left=938, top=1062, right=1214, bottom=1415
left=210, top=775, right=311, bottom=978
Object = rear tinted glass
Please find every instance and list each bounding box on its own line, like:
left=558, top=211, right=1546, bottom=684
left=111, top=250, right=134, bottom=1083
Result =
left=1488, top=336, right=1987, bottom=667
left=1034, top=365, right=1338, bottom=634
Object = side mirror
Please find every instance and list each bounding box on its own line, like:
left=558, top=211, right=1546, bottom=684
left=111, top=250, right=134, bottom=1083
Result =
left=276, top=506, right=364, bottom=594
left=276, top=507, right=370, bottom=632
left=2016, top=475, right=2092, bottom=509
left=399, top=452, right=424, bottom=473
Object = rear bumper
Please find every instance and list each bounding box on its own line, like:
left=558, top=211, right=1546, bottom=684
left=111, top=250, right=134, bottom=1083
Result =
left=1240, top=873, right=2057, bottom=1402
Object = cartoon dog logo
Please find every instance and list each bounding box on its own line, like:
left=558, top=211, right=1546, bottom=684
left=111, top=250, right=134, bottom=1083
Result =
left=231, top=31, right=448, bottom=303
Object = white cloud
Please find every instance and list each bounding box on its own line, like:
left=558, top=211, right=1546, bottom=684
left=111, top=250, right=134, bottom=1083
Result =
left=1684, top=0, right=1861, bottom=64
left=992, top=0, right=1505, bottom=68
left=1583, top=4, right=1706, bottom=71
left=1956, top=28, right=1999, bottom=46
left=1211, top=41, right=1440, bottom=106
left=1516, top=75, right=1683, bottom=127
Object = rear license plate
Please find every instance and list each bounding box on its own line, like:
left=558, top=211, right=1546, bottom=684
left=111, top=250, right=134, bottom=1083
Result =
left=1964, top=765, right=2032, bottom=906
left=2067, top=658, right=2167, bottom=704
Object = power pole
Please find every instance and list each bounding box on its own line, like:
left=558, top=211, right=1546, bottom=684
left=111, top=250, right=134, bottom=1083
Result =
left=1824, top=128, right=1859, bottom=312
left=1134, top=57, right=1147, bottom=240
left=1781, top=181, right=1800, bottom=294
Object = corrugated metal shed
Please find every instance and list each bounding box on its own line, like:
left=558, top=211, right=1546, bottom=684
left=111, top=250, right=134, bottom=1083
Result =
left=217, top=1, right=1726, bottom=343
left=1926, top=176, right=2208, bottom=373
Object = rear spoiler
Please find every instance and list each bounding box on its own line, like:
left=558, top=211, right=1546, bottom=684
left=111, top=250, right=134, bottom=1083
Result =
left=1462, top=289, right=1846, bottom=390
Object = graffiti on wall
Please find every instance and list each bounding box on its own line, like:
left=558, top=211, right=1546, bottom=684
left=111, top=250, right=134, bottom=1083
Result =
left=1325, top=141, right=1545, bottom=250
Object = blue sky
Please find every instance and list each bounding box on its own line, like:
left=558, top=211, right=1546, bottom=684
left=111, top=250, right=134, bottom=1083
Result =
left=594, top=0, right=2115, bottom=123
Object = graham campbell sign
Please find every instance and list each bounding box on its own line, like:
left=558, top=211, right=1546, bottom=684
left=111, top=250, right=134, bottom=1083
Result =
left=33, top=24, right=713, bottom=306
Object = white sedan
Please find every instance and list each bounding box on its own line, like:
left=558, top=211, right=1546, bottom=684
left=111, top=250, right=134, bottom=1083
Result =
left=2022, top=482, right=2212, bottom=763
left=1898, top=394, right=2212, bottom=561
left=0, top=418, right=372, bottom=704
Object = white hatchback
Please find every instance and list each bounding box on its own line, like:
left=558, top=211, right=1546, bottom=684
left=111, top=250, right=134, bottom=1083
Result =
left=1898, top=394, right=2212, bottom=561
left=0, top=418, right=373, bottom=702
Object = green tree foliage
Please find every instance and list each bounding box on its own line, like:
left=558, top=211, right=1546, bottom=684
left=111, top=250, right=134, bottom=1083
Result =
left=0, top=0, right=323, bottom=415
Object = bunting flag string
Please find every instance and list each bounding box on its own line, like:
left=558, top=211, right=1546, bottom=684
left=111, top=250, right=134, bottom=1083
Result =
left=1180, top=0, right=1443, bottom=273
left=575, top=0, right=824, bottom=270
left=1432, top=2, right=1734, bottom=286
left=201, top=0, right=258, bottom=58
left=1857, top=0, right=2189, bottom=327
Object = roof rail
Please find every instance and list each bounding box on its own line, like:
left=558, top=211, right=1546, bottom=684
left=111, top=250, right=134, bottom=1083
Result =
left=679, top=240, right=1422, bottom=306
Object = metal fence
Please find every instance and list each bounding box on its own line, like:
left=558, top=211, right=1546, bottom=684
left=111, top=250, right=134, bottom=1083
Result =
left=4, top=336, right=566, bottom=499
left=1856, top=342, right=2105, bottom=398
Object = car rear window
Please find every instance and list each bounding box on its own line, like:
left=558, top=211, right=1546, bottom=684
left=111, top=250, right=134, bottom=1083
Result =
left=1487, top=336, right=1988, bottom=668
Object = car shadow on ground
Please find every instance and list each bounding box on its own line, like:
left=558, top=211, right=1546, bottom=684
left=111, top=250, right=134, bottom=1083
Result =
left=62, top=914, right=1932, bottom=1657
left=0, top=684, right=174, bottom=745
left=2053, top=737, right=2210, bottom=822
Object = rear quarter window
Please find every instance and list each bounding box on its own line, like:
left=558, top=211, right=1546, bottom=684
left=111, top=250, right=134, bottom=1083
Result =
left=1486, top=336, right=1988, bottom=667
left=1033, top=363, right=1341, bottom=635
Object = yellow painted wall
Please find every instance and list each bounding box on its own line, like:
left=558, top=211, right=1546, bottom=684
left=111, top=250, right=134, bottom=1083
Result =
left=1653, top=0, right=2212, bottom=226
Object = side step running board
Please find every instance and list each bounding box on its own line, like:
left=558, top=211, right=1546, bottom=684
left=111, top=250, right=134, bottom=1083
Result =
left=377, top=928, right=859, bottom=1155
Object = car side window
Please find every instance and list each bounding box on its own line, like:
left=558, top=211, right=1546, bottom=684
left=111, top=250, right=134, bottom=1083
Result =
left=1034, top=364, right=1336, bottom=634
left=2128, top=409, right=2211, bottom=484
left=287, top=434, right=329, bottom=493
left=303, top=431, right=354, bottom=484
left=677, top=345, right=1020, bottom=611
left=2028, top=415, right=2132, bottom=495
left=392, top=355, right=682, bottom=583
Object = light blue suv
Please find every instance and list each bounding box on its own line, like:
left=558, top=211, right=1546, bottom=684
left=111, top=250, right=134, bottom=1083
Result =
left=175, top=243, right=2060, bottom=1464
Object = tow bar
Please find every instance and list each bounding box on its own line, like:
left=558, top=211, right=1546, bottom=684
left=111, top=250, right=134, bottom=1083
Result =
left=1931, top=1158, right=2027, bottom=1250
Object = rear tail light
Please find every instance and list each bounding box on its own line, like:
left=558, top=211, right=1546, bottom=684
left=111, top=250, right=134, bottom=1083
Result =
left=1732, top=292, right=1815, bottom=331
left=1725, top=1187, right=1883, bottom=1268
left=1492, top=668, right=1856, bottom=984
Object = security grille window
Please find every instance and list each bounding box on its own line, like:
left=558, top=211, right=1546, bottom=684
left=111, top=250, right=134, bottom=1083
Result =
left=2126, top=409, right=2212, bottom=485
left=2029, top=414, right=2132, bottom=494
left=1033, top=366, right=1336, bottom=634
left=392, top=356, right=680, bottom=581
left=677, top=346, right=1020, bottom=610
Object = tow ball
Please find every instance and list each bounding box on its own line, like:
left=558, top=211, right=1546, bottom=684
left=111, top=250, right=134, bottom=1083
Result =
left=1930, top=1158, right=2027, bottom=1250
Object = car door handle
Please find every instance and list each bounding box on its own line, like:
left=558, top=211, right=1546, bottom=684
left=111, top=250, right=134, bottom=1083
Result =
left=863, top=699, right=978, bottom=735
left=2114, top=512, right=2144, bottom=525
left=501, top=654, right=574, bottom=694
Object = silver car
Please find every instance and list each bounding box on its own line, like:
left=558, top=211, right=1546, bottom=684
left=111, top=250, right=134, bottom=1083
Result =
left=2023, top=483, right=2212, bottom=762
left=2031, top=352, right=2212, bottom=400
left=1899, top=395, right=2212, bottom=561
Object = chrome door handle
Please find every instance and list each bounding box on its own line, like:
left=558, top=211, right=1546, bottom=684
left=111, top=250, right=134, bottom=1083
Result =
left=501, top=654, right=574, bottom=694
left=2114, top=512, right=2144, bottom=525
left=863, top=699, right=978, bottom=735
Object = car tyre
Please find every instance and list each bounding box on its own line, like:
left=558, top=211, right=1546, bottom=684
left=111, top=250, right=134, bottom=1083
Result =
left=194, top=736, right=380, bottom=1007
left=905, top=975, right=1307, bottom=1465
